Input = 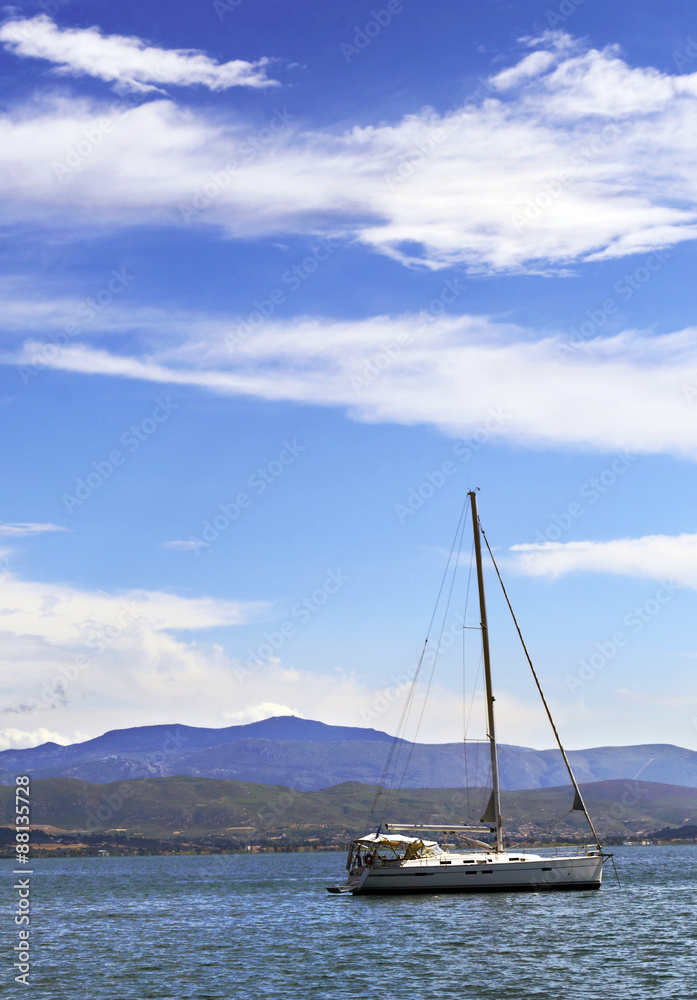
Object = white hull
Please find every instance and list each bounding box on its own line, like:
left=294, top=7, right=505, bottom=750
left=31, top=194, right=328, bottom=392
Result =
left=337, top=853, right=606, bottom=895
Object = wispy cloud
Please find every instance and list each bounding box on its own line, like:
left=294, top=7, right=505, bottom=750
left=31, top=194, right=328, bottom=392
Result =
left=509, top=533, right=697, bottom=588
left=0, top=16, right=279, bottom=93
left=0, top=570, right=267, bottom=644
left=0, top=522, right=66, bottom=538
left=1, top=33, right=697, bottom=269
left=9, top=309, right=697, bottom=460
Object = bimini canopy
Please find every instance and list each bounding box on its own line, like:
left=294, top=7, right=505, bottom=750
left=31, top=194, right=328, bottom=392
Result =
left=356, top=833, right=440, bottom=850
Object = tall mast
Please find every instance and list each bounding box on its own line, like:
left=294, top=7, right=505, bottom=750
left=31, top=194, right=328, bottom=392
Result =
left=468, top=490, right=504, bottom=852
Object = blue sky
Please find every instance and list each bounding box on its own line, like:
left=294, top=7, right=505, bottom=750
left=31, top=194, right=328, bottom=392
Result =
left=1, top=0, right=696, bottom=752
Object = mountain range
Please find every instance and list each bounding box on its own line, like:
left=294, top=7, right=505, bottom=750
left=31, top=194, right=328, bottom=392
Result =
left=2, top=716, right=697, bottom=791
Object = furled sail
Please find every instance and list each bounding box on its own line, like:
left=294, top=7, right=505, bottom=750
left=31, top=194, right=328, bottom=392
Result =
left=480, top=790, right=496, bottom=824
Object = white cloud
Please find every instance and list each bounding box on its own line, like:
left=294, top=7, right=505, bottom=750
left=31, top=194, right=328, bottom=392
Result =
left=0, top=727, right=90, bottom=750
left=490, top=47, right=560, bottom=91
left=10, top=310, right=697, bottom=460
left=2, top=646, right=691, bottom=749
left=224, top=668, right=544, bottom=746
left=1, top=34, right=697, bottom=268
left=0, top=637, right=536, bottom=747
left=0, top=16, right=278, bottom=92
left=0, top=568, right=266, bottom=646
left=0, top=568, right=272, bottom=742
left=142, top=657, right=695, bottom=751
left=0, top=522, right=66, bottom=537
left=0, top=591, right=690, bottom=750
left=509, top=533, right=697, bottom=589
left=222, top=703, right=298, bottom=724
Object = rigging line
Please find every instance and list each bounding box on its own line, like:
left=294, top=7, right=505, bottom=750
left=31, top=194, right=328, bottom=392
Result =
left=368, top=502, right=470, bottom=828
left=462, top=536, right=475, bottom=815
left=375, top=692, right=425, bottom=827
left=482, top=762, right=492, bottom=822
left=416, top=508, right=467, bottom=738
left=382, top=640, right=425, bottom=779
left=426, top=497, right=470, bottom=637
left=548, top=806, right=576, bottom=827
left=472, top=740, right=480, bottom=822
left=391, top=500, right=470, bottom=809
left=367, top=636, right=429, bottom=828
left=370, top=505, right=470, bottom=827
left=610, top=854, right=621, bottom=888
left=479, top=525, right=605, bottom=855
left=413, top=504, right=468, bottom=743
left=376, top=641, right=430, bottom=826
left=464, top=650, right=483, bottom=739
left=463, top=649, right=483, bottom=820
left=384, top=497, right=470, bottom=801
left=527, top=805, right=582, bottom=849
left=466, top=753, right=491, bottom=827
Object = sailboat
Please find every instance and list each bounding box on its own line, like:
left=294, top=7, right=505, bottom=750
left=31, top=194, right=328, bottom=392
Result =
left=327, top=490, right=611, bottom=895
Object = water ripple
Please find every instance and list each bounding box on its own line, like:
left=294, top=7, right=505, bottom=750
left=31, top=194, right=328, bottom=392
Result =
left=2, top=846, right=695, bottom=999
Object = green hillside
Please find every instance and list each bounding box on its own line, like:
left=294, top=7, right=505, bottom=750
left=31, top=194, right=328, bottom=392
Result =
left=3, top=776, right=697, bottom=846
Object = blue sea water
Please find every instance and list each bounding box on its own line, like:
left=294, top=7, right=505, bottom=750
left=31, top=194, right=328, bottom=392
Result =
left=2, top=846, right=696, bottom=999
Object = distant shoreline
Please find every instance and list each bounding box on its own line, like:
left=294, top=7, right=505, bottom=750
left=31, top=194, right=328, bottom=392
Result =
left=2, top=839, right=695, bottom=861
